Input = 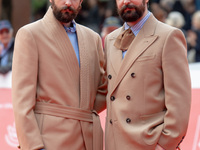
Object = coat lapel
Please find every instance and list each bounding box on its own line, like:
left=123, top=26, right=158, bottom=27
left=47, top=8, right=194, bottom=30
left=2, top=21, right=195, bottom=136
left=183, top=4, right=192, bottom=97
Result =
left=109, top=27, right=124, bottom=75
left=76, top=24, right=90, bottom=109
left=43, top=8, right=91, bottom=109
left=42, top=7, right=80, bottom=76
left=111, top=15, right=158, bottom=94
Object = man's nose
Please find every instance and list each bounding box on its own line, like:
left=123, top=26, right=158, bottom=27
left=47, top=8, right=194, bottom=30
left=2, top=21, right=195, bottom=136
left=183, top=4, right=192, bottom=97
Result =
left=124, top=0, right=131, bottom=5
left=65, top=0, right=72, bottom=6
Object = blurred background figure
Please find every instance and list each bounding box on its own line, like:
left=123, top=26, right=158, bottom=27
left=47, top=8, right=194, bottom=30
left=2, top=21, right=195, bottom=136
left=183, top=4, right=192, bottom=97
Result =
left=164, top=11, right=196, bottom=63
left=103, top=0, right=118, bottom=18
left=187, top=11, right=200, bottom=62
left=77, top=0, right=101, bottom=33
left=0, top=20, right=14, bottom=75
left=150, top=2, right=168, bottom=22
left=76, top=0, right=118, bottom=34
left=171, top=0, right=195, bottom=31
left=165, top=11, right=185, bottom=31
left=196, top=0, right=200, bottom=10
left=101, top=16, right=121, bottom=47
left=149, top=0, right=199, bottom=63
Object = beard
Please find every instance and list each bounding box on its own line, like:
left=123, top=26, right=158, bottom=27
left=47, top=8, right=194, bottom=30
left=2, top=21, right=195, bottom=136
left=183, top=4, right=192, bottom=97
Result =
left=118, top=0, right=145, bottom=22
left=51, top=0, right=81, bottom=23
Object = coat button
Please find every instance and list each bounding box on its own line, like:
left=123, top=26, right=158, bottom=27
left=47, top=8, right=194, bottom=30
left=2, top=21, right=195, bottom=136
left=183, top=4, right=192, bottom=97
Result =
left=110, top=96, right=115, bottom=101
left=108, top=75, right=112, bottom=80
left=126, top=118, right=131, bottom=123
left=110, top=119, right=113, bottom=124
left=126, top=95, right=131, bottom=100
left=131, top=73, right=136, bottom=78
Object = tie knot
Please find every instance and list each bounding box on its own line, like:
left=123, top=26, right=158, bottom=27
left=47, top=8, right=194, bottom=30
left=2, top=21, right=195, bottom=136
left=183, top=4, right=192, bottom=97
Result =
left=114, top=28, right=135, bottom=51
left=125, top=28, right=133, bottom=34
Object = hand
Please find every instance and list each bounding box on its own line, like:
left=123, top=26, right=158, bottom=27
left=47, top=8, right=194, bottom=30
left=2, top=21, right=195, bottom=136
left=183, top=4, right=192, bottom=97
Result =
left=155, top=144, right=165, bottom=150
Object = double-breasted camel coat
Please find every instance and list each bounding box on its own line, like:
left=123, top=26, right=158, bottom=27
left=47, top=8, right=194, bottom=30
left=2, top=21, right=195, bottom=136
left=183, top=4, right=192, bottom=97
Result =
left=104, top=14, right=191, bottom=150
left=12, top=7, right=107, bottom=150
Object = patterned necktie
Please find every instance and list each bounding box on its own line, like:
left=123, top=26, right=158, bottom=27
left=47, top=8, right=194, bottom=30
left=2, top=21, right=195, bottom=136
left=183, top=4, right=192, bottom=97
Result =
left=114, top=28, right=135, bottom=51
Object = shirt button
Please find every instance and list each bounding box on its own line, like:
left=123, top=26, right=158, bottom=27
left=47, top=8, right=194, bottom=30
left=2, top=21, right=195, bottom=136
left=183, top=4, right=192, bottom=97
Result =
left=126, top=95, right=131, bottom=100
left=131, top=73, right=136, bottom=78
left=126, top=118, right=131, bottom=123
left=110, top=96, right=115, bottom=101
left=110, top=119, right=113, bottom=124
left=108, top=75, right=112, bottom=80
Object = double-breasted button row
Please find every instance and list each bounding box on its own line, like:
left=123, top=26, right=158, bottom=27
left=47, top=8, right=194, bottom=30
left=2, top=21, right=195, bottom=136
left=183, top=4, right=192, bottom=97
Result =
left=110, top=96, right=115, bottom=101
left=109, top=73, right=135, bottom=80
left=108, top=74, right=112, bottom=80
left=110, top=95, right=131, bottom=101
left=131, top=73, right=136, bottom=78
left=109, top=72, right=135, bottom=80
left=126, top=118, right=131, bottom=123
left=126, top=95, right=131, bottom=100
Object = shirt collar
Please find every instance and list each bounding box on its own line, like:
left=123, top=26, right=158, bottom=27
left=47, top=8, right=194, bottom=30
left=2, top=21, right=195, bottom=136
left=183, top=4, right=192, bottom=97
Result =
left=63, top=20, right=76, bottom=33
left=125, top=11, right=151, bottom=36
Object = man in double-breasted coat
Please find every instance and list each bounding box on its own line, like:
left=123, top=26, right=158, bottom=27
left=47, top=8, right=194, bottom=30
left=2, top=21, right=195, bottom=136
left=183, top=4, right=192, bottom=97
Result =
left=12, top=0, right=107, bottom=150
left=104, top=0, right=191, bottom=150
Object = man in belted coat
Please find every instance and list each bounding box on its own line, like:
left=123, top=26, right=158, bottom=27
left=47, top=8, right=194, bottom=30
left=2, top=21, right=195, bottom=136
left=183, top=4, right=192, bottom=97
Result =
left=12, top=0, right=107, bottom=150
left=104, top=0, right=191, bottom=150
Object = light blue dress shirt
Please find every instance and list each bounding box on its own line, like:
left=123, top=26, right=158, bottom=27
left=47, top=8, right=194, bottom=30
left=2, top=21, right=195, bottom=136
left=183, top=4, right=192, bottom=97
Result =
left=63, top=21, right=80, bottom=66
left=122, top=11, right=151, bottom=59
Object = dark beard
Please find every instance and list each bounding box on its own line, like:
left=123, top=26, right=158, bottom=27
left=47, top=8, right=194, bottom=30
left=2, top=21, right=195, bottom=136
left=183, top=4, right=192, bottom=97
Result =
left=118, top=1, right=145, bottom=22
left=51, top=1, right=81, bottom=23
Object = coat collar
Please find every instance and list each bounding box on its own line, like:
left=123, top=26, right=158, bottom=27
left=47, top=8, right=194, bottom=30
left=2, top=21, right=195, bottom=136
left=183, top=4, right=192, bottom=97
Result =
left=76, top=24, right=91, bottom=108
left=42, top=7, right=92, bottom=109
left=109, top=14, right=158, bottom=94
left=42, top=7, right=80, bottom=70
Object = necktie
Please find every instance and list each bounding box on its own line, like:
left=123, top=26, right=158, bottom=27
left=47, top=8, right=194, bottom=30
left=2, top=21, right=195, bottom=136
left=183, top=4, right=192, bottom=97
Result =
left=114, top=28, right=135, bottom=51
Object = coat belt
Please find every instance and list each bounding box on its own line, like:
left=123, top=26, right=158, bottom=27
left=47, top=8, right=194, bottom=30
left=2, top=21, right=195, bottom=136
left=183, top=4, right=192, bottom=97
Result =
left=34, top=102, right=103, bottom=150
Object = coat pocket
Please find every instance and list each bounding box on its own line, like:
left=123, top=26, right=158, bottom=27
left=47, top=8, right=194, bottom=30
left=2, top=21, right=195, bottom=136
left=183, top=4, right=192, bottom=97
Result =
left=140, top=111, right=165, bottom=145
left=137, top=55, right=155, bottom=62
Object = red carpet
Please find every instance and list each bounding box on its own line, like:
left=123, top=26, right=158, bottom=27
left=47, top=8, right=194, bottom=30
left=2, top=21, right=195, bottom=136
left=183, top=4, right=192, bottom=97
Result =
left=0, top=88, right=200, bottom=149
left=1, top=62, right=200, bottom=149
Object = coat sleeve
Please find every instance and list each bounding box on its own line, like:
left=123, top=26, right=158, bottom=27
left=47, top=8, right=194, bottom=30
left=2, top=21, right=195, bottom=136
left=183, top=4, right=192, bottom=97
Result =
left=93, top=35, right=107, bottom=113
left=12, top=27, right=44, bottom=150
left=158, top=29, right=191, bottom=149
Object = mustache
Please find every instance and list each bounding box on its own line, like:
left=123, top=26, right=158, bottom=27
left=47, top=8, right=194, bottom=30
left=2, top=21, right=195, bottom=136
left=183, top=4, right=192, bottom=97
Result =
left=61, top=6, right=75, bottom=12
left=121, top=4, right=136, bottom=11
